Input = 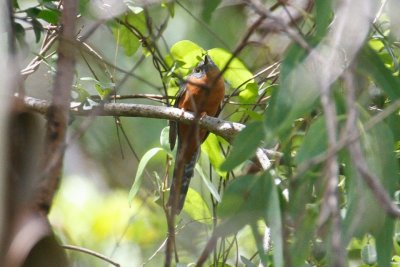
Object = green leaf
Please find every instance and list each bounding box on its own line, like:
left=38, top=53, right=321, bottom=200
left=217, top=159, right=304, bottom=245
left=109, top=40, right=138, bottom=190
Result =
left=294, top=116, right=327, bottom=164
left=239, top=82, right=258, bottom=104
left=342, top=109, right=398, bottom=266
left=315, top=0, right=332, bottom=39
left=202, top=0, right=221, bottom=23
left=112, top=12, right=146, bottom=56
left=240, top=256, right=256, bottom=267
left=94, top=84, right=112, bottom=99
left=42, top=1, right=58, bottom=11
left=358, top=46, right=400, bottom=100
left=216, top=173, right=271, bottom=236
left=266, top=183, right=283, bottom=267
left=376, top=219, right=395, bottom=267
left=195, top=164, right=221, bottom=202
left=79, top=0, right=90, bottom=15
left=201, top=133, right=226, bottom=178
left=31, top=18, right=43, bottom=43
left=13, top=0, right=19, bottom=9
left=160, top=126, right=172, bottom=153
left=182, top=188, right=212, bottom=223
left=289, top=204, right=318, bottom=266
left=208, top=263, right=233, bottom=267
left=208, top=48, right=255, bottom=89
left=72, top=85, right=91, bottom=102
left=123, top=0, right=144, bottom=13
left=363, top=119, right=397, bottom=267
left=170, top=40, right=205, bottom=72
left=161, top=0, right=175, bottom=17
left=265, top=42, right=319, bottom=138
left=14, top=22, right=27, bottom=49
left=361, top=244, right=377, bottom=265
left=250, top=222, right=268, bottom=266
left=220, top=121, right=264, bottom=172
left=112, top=25, right=139, bottom=56
left=37, top=9, right=60, bottom=24
left=168, top=43, right=257, bottom=98
left=26, top=7, right=41, bottom=18
left=128, top=147, right=164, bottom=204
left=369, top=39, right=385, bottom=52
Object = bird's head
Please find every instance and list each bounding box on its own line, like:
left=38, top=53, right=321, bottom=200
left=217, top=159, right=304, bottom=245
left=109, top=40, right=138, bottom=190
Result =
left=191, top=55, right=220, bottom=79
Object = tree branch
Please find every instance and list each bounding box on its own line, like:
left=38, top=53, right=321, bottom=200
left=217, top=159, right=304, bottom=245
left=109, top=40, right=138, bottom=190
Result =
left=35, top=0, right=78, bottom=214
left=24, top=96, right=245, bottom=143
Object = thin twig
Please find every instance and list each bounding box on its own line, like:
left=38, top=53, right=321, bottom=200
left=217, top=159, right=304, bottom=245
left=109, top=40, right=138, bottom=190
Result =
left=344, top=71, right=400, bottom=218
left=317, top=57, right=344, bottom=267
left=217, top=13, right=267, bottom=85
left=62, top=245, right=120, bottom=267
left=293, top=97, right=400, bottom=181
left=245, top=0, right=311, bottom=52
left=175, top=0, right=230, bottom=49
left=196, top=234, right=218, bottom=266
left=21, top=32, right=58, bottom=78
left=141, top=238, right=168, bottom=266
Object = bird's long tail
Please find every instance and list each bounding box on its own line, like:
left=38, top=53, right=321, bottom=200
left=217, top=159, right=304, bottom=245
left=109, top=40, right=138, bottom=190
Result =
left=168, top=147, right=200, bottom=214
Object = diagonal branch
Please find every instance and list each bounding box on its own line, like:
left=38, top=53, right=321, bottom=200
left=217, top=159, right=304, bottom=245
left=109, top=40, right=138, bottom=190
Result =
left=344, top=71, right=400, bottom=218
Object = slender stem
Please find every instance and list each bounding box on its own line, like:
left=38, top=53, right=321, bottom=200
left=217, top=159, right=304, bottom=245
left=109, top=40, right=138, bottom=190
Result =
left=63, top=245, right=120, bottom=267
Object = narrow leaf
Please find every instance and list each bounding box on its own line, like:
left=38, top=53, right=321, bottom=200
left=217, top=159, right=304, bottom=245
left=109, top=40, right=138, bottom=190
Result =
left=201, top=0, right=221, bottom=23
left=217, top=173, right=271, bottom=236
left=182, top=188, right=212, bottom=223
left=37, top=9, right=60, bottom=24
left=240, top=256, right=256, bottom=267
left=128, top=147, right=164, bottom=203
left=160, top=126, right=172, bottom=153
left=195, top=164, right=221, bottom=202
left=201, top=133, right=226, bottom=178
left=31, top=18, right=43, bottom=43
left=294, top=116, right=327, bottom=164
left=315, top=0, right=332, bottom=38
left=265, top=42, right=319, bottom=138
left=266, top=183, right=283, bottom=267
left=220, top=121, right=264, bottom=171
left=359, top=46, right=400, bottom=100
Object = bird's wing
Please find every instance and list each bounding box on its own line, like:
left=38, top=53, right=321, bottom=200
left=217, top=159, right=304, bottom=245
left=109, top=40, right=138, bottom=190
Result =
left=169, top=82, right=187, bottom=151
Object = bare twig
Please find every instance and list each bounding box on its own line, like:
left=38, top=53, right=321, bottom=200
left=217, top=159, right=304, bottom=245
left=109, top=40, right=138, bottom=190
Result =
left=62, top=245, right=120, bottom=267
left=293, top=97, right=400, bottom=181
left=344, top=71, right=400, bottom=218
left=317, top=59, right=344, bottom=267
left=196, top=234, right=218, bottom=267
left=175, top=0, right=230, bottom=49
left=217, top=12, right=267, bottom=85
left=20, top=31, right=58, bottom=78
left=245, top=0, right=311, bottom=51
left=352, top=153, right=400, bottom=217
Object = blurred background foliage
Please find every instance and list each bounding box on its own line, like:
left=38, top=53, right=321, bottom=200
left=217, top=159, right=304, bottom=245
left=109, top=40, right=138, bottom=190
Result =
left=11, top=0, right=400, bottom=266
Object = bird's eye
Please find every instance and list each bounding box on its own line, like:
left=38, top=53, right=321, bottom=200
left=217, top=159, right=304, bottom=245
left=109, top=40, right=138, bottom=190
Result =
left=194, top=67, right=201, bottom=73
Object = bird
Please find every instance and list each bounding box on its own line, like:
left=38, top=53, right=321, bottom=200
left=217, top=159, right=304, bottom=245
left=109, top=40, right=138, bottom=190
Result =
left=168, top=54, right=225, bottom=214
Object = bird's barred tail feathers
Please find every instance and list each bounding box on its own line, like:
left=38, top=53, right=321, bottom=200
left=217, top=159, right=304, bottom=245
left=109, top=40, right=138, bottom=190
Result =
left=168, top=148, right=200, bottom=214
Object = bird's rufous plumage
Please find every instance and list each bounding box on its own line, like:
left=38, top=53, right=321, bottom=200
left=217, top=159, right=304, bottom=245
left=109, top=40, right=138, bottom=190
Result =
left=168, top=55, right=225, bottom=214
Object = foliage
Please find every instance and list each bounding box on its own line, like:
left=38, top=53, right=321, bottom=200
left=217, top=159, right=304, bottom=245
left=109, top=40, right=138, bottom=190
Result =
left=10, top=0, right=400, bottom=266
